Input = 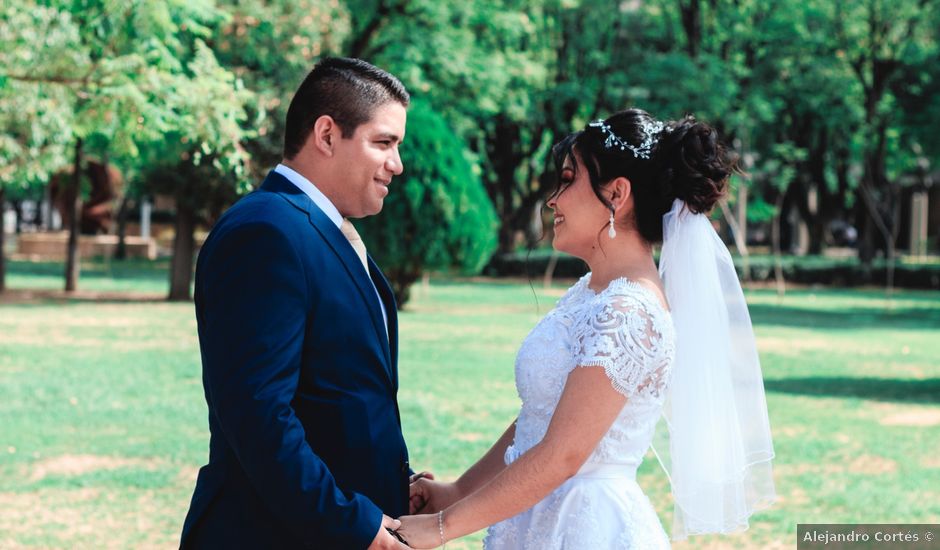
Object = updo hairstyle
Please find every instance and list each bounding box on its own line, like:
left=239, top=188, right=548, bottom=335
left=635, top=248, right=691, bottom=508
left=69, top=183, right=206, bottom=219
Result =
left=550, top=108, right=739, bottom=243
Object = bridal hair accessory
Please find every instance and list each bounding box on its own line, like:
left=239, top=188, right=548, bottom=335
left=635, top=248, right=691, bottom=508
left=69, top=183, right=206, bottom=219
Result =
left=588, top=118, right=665, bottom=160
left=608, top=211, right=617, bottom=239
left=653, top=199, right=776, bottom=540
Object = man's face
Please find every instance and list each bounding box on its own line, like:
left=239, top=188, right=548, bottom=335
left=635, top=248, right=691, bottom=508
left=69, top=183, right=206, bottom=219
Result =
left=331, top=101, right=407, bottom=218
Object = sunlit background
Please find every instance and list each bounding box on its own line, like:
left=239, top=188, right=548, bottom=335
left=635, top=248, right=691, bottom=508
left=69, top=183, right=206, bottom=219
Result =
left=1, top=1, right=939, bottom=548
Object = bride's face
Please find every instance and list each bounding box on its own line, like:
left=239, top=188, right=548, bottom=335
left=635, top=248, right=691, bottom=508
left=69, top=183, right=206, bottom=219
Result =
left=546, top=152, right=611, bottom=259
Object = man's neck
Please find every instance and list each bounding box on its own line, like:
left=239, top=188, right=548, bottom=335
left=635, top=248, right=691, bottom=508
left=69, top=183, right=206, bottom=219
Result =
left=282, top=159, right=339, bottom=204
left=280, top=158, right=317, bottom=185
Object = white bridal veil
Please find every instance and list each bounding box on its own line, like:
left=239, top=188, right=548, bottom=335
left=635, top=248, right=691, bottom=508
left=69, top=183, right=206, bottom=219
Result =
left=653, top=199, right=776, bottom=540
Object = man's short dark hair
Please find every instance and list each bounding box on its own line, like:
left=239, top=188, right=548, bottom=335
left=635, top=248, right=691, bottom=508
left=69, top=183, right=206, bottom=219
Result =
left=283, top=57, right=410, bottom=159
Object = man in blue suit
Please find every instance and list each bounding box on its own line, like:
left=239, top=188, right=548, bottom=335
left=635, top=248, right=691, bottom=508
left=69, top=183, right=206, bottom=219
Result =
left=181, top=57, right=416, bottom=549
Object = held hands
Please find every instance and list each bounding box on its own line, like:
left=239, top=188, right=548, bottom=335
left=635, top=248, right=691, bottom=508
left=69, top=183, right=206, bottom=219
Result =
left=409, top=475, right=461, bottom=515
left=408, top=471, right=434, bottom=514
left=399, top=473, right=461, bottom=548
left=395, top=513, right=444, bottom=549
left=367, top=515, right=409, bottom=550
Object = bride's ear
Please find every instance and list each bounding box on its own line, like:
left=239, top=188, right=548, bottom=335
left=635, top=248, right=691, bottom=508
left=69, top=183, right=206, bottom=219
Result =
left=607, top=177, right=632, bottom=212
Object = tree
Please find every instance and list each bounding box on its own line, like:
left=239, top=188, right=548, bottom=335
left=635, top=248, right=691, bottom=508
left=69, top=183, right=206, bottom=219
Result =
left=208, top=0, right=348, bottom=181
left=831, top=0, right=937, bottom=288
left=140, top=158, right=242, bottom=300
left=356, top=99, right=498, bottom=305
left=342, top=1, right=557, bottom=253
left=136, top=39, right=254, bottom=300
left=0, top=6, right=77, bottom=292
left=137, top=0, right=346, bottom=301
left=0, top=1, right=251, bottom=295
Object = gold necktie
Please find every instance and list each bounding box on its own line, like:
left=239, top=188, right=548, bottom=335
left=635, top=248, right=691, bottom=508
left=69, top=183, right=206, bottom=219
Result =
left=340, top=219, right=369, bottom=272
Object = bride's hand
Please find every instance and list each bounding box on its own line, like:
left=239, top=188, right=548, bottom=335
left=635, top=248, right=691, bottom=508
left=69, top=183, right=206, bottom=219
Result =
left=396, top=513, right=444, bottom=549
left=410, top=478, right=461, bottom=514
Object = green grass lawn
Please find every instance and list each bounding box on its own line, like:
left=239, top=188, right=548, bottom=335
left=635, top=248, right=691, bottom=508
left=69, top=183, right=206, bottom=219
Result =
left=4, top=258, right=173, bottom=294
left=1, top=259, right=938, bottom=548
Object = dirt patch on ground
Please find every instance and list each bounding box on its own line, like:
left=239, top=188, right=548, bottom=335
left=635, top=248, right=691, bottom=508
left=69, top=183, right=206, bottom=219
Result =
left=846, top=454, right=898, bottom=475
left=773, top=463, right=821, bottom=476
left=0, top=488, right=102, bottom=536
left=775, top=452, right=897, bottom=477
left=673, top=537, right=786, bottom=549
left=879, top=409, right=940, bottom=427
left=776, top=486, right=812, bottom=507
left=176, top=465, right=201, bottom=485
left=0, top=328, right=103, bottom=348
left=775, top=426, right=808, bottom=438
left=833, top=433, right=852, bottom=444
left=28, top=454, right=163, bottom=482
left=0, top=487, right=172, bottom=548
left=921, top=456, right=940, bottom=469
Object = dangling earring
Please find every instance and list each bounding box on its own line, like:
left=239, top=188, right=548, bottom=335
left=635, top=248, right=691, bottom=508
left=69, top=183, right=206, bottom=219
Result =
left=608, top=211, right=617, bottom=239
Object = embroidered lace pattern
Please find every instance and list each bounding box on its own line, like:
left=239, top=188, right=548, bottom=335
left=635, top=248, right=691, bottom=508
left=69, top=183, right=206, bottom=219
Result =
left=482, top=274, right=676, bottom=549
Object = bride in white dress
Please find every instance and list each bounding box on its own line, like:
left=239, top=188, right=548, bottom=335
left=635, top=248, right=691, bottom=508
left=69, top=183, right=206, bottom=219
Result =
left=397, top=109, right=775, bottom=549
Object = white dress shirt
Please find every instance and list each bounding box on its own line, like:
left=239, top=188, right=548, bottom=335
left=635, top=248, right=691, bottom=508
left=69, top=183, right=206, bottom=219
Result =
left=274, top=164, right=389, bottom=335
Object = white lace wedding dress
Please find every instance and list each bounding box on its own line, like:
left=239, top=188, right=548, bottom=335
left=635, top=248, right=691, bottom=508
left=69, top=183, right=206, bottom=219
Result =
left=483, top=273, right=676, bottom=550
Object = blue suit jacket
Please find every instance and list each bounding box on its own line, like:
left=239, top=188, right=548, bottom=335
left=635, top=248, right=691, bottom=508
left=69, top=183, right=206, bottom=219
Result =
left=180, top=171, right=410, bottom=549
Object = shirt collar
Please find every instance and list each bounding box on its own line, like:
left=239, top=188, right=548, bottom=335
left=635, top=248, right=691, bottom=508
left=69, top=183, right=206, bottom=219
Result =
left=274, top=163, right=343, bottom=229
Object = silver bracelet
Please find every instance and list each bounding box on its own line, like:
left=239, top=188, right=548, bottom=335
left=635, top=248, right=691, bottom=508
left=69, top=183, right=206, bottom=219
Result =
left=438, top=510, right=446, bottom=548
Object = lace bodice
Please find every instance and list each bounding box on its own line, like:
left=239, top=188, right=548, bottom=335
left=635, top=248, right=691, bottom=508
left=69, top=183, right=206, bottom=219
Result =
left=506, top=273, right=676, bottom=470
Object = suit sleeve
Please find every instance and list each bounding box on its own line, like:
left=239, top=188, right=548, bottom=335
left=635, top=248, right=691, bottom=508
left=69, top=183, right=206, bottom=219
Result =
left=197, top=221, right=382, bottom=549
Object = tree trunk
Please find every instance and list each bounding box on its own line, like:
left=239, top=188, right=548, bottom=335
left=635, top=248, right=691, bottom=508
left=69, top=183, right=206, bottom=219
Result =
left=858, top=179, right=897, bottom=298
left=168, top=198, right=196, bottom=301
left=484, top=115, right=526, bottom=255
left=64, top=138, right=83, bottom=292
left=498, top=222, right=516, bottom=255
left=736, top=184, right=750, bottom=282
left=114, top=195, right=129, bottom=260
left=13, top=200, right=23, bottom=233
left=388, top=267, right=421, bottom=309
left=0, top=186, right=6, bottom=293
left=806, top=144, right=826, bottom=255
left=719, top=199, right=749, bottom=282
left=856, top=201, right=874, bottom=267
left=543, top=249, right=559, bottom=289
left=771, top=194, right=786, bottom=297
left=679, top=0, right=702, bottom=59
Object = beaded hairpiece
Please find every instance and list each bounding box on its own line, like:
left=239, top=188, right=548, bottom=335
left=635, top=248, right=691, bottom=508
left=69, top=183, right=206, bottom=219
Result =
left=588, top=118, right=665, bottom=160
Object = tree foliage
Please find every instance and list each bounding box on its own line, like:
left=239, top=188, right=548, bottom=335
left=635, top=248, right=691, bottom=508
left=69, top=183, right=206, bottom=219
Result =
left=357, top=99, right=498, bottom=305
left=0, top=0, right=253, bottom=294
left=2, top=0, right=939, bottom=297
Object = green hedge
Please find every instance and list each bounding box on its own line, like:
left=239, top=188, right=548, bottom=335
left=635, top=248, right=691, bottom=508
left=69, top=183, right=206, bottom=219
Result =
left=484, top=250, right=940, bottom=290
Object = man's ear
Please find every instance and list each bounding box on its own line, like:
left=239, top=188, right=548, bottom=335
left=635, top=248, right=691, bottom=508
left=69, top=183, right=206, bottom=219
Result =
left=608, top=177, right=632, bottom=212
left=311, top=115, right=338, bottom=156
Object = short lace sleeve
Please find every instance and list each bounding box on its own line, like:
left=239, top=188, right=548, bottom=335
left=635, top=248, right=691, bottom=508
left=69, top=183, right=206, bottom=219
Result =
left=572, top=287, right=673, bottom=400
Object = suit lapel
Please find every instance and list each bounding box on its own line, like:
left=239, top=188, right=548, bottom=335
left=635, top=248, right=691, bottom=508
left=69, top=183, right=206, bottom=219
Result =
left=260, top=171, right=394, bottom=386
left=369, top=258, right=399, bottom=387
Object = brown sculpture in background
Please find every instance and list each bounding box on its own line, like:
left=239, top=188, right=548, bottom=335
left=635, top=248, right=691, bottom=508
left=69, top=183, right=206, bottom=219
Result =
left=49, top=160, right=124, bottom=235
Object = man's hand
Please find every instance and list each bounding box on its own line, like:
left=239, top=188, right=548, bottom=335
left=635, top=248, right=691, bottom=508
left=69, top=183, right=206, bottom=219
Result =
left=396, top=513, right=445, bottom=549
left=409, top=471, right=435, bottom=484
left=409, top=478, right=461, bottom=515
left=367, top=515, right=409, bottom=549
left=408, top=471, right=435, bottom=514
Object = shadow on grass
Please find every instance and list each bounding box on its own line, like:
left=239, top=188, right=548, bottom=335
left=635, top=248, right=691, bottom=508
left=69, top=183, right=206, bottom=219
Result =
left=0, top=288, right=169, bottom=306
left=8, top=258, right=170, bottom=283
left=3, top=260, right=174, bottom=305
left=748, top=303, right=940, bottom=331
left=764, top=377, right=940, bottom=404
